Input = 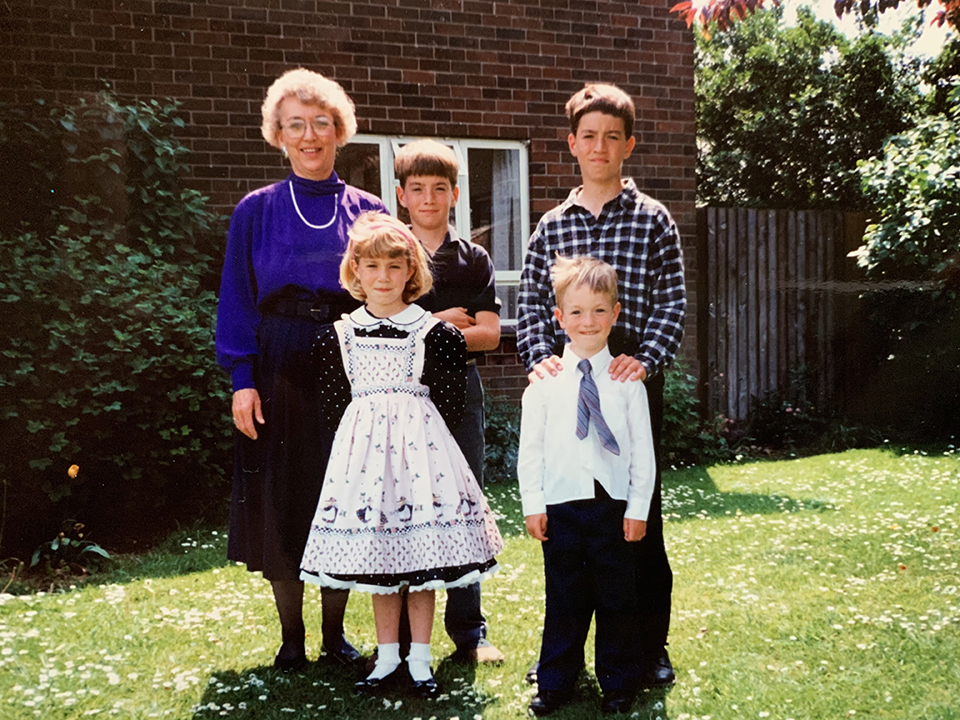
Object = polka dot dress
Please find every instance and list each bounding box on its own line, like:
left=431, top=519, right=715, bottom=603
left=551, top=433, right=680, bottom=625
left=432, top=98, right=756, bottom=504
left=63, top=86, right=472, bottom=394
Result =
left=300, top=305, right=503, bottom=593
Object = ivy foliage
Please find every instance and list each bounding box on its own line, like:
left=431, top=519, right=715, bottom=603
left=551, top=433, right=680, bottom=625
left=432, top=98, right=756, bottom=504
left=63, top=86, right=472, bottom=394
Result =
left=696, top=6, right=921, bottom=208
left=0, top=92, right=230, bottom=556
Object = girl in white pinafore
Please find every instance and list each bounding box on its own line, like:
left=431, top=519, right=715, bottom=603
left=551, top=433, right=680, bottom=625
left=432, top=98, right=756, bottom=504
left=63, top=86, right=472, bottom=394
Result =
left=300, top=212, right=502, bottom=698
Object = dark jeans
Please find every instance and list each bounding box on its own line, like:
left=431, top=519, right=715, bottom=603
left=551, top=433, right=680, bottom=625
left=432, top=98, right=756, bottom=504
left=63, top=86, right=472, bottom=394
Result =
left=634, top=372, right=672, bottom=660
left=538, top=486, right=641, bottom=694
left=445, top=364, right=490, bottom=650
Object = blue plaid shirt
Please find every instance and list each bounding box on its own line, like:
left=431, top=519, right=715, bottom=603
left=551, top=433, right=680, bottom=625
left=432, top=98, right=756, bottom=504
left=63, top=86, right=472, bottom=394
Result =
left=518, top=179, right=686, bottom=376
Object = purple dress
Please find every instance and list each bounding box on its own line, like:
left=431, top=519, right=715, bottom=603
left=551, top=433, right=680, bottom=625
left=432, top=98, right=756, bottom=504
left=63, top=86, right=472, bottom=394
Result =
left=216, top=171, right=386, bottom=580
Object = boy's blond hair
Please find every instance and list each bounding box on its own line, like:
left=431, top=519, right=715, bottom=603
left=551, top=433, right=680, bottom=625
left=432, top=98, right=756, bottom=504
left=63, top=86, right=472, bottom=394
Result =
left=565, top=83, right=636, bottom=139
left=394, top=139, right=459, bottom=188
left=551, top=254, right=619, bottom=310
left=340, top=212, right=433, bottom=303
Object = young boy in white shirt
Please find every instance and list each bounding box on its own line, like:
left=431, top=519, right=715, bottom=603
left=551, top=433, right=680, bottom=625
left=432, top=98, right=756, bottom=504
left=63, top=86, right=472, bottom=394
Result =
left=518, top=254, right=656, bottom=716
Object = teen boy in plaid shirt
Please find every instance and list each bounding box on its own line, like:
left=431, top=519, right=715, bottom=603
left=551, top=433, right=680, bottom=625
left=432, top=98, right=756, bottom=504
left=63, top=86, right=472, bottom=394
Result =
left=518, top=82, right=686, bottom=691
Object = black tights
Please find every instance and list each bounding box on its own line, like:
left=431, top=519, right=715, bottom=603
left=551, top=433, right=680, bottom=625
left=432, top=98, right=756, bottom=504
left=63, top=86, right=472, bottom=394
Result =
left=271, top=580, right=350, bottom=651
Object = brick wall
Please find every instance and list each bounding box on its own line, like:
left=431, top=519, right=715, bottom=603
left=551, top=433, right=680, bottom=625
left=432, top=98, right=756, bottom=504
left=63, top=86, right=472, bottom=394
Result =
left=2, top=0, right=698, bottom=391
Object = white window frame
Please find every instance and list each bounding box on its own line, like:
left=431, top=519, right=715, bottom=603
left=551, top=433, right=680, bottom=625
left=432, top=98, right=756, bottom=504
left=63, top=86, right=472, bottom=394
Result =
left=351, top=134, right=530, bottom=326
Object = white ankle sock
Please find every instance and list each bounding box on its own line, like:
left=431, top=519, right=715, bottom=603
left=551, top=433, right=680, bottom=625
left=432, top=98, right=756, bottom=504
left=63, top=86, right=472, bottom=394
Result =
left=406, top=642, right=433, bottom=682
left=367, top=643, right=400, bottom=680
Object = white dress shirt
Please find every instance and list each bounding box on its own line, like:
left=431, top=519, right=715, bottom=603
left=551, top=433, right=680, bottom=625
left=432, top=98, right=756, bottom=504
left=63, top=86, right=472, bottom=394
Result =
left=517, top=345, right=656, bottom=521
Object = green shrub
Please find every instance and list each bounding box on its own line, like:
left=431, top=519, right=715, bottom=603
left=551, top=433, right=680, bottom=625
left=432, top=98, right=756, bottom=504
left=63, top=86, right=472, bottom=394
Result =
left=0, top=92, right=231, bottom=556
left=483, top=394, right=521, bottom=484
left=662, top=357, right=735, bottom=467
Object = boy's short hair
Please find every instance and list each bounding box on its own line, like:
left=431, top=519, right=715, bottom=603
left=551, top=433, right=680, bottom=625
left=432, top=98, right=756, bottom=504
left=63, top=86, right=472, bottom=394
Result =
left=394, top=139, right=459, bottom=188
left=551, top=254, right=619, bottom=310
left=340, top=211, right=433, bottom=303
left=565, top=83, right=636, bottom=140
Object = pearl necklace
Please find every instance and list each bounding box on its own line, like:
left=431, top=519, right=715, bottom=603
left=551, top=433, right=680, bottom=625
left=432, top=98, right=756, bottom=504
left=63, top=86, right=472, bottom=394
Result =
left=289, top=180, right=339, bottom=230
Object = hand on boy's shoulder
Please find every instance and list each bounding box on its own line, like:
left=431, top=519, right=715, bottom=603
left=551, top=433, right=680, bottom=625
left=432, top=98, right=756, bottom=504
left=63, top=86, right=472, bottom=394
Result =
left=527, top=355, right=563, bottom=383
left=608, top=354, right=647, bottom=383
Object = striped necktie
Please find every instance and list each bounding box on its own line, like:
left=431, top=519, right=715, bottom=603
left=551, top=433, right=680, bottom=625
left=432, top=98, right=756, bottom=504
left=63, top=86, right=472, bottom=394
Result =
left=576, top=358, right=620, bottom=456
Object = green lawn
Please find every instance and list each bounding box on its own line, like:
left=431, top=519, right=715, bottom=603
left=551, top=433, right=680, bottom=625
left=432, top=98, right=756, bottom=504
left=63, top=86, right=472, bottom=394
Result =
left=1, top=447, right=958, bottom=719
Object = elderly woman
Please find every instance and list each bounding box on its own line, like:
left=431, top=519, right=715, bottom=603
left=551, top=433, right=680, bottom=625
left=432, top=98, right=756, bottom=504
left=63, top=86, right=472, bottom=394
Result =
left=216, top=68, right=387, bottom=671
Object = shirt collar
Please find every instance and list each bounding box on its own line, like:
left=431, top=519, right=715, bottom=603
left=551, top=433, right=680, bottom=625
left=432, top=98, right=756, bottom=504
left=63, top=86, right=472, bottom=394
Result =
left=560, top=177, right=640, bottom=216
left=561, top=344, right=613, bottom=377
left=349, top=303, right=427, bottom=327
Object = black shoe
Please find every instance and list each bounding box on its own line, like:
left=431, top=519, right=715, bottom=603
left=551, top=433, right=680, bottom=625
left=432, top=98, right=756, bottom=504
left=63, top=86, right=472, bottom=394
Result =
left=273, top=642, right=307, bottom=673
left=601, top=691, right=635, bottom=714
left=646, top=650, right=676, bottom=687
left=525, top=660, right=539, bottom=685
left=354, top=666, right=402, bottom=694
left=528, top=689, right=572, bottom=716
left=322, top=635, right=362, bottom=666
left=412, top=676, right=440, bottom=699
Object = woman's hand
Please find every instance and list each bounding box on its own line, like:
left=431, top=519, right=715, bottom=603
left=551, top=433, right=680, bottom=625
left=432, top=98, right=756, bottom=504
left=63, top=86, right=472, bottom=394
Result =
left=233, top=388, right=265, bottom=440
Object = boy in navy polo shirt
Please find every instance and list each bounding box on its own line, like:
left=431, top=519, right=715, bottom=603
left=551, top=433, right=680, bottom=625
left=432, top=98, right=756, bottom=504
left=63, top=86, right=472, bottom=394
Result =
left=394, top=139, right=504, bottom=664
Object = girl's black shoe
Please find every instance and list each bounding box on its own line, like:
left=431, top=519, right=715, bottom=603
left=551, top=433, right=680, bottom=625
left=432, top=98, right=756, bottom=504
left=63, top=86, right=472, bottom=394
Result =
left=354, top=665, right=402, bottom=694
left=412, top=675, right=440, bottom=699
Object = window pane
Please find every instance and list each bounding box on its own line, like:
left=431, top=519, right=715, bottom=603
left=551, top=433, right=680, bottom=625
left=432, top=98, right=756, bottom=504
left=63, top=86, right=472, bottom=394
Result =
left=496, top=282, right=519, bottom=325
left=467, top=148, right=523, bottom=272
left=335, top=143, right=381, bottom=199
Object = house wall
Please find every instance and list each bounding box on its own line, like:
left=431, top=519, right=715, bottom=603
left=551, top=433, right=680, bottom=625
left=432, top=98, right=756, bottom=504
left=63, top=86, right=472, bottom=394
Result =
left=2, top=0, right=697, bottom=402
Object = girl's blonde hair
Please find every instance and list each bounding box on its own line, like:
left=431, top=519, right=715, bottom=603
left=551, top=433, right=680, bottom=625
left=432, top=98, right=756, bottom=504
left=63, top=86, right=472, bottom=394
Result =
left=260, top=68, right=357, bottom=148
left=340, top=212, right=433, bottom=304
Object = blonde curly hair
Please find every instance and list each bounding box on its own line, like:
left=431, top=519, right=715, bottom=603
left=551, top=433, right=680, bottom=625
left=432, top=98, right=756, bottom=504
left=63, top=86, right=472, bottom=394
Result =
left=260, top=68, right=357, bottom=149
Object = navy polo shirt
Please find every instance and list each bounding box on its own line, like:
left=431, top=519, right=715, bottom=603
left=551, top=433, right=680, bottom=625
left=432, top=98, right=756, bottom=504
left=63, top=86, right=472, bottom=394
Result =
left=417, top=225, right=501, bottom=360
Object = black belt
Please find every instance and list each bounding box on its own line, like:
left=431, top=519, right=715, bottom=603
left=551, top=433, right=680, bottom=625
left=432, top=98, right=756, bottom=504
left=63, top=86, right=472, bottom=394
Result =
left=262, top=298, right=356, bottom=323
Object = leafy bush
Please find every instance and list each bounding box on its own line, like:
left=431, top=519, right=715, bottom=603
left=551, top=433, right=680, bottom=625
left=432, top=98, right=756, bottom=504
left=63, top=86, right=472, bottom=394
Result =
left=0, top=92, right=231, bottom=556
left=483, top=394, right=521, bottom=484
left=848, top=89, right=960, bottom=437
left=662, top=357, right=735, bottom=467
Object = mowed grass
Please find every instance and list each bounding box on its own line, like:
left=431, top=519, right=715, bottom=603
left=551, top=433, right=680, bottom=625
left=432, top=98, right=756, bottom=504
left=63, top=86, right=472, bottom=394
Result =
left=1, top=446, right=958, bottom=720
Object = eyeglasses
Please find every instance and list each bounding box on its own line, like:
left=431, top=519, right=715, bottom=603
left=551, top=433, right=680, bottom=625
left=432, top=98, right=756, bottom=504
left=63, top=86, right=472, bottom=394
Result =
left=281, top=117, right=335, bottom=138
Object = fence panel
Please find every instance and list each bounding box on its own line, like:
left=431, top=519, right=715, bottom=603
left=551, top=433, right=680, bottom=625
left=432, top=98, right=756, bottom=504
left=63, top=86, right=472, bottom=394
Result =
left=697, top=208, right=857, bottom=421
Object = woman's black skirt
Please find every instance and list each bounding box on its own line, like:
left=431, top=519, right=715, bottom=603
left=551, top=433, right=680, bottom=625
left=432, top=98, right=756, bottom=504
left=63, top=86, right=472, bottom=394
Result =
left=226, top=311, right=338, bottom=581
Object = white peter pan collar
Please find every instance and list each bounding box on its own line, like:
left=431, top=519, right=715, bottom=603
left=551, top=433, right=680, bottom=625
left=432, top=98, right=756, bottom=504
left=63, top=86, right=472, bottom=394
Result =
left=349, top=303, right=427, bottom=328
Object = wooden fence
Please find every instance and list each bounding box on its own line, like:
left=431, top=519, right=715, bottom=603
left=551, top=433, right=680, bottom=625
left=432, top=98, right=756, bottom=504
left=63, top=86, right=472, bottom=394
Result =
left=696, top=208, right=865, bottom=421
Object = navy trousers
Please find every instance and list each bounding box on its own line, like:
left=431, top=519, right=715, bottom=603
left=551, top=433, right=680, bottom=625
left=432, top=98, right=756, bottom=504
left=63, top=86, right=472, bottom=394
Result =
left=634, top=372, right=672, bottom=662
left=444, top=364, right=490, bottom=650
left=538, top=485, right=642, bottom=695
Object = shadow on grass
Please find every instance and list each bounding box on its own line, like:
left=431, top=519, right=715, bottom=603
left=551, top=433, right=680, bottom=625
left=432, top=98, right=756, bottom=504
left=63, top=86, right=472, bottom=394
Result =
left=663, top=466, right=832, bottom=522
left=190, top=653, right=495, bottom=720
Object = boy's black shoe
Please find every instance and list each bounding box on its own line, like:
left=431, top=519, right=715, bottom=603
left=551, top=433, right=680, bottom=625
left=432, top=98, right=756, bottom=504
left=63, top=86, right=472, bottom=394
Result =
left=322, top=635, right=362, bottom=666
left=601, top=691, right=635, bottom=715
left=525, top=660, right=539, bottom=684
left=645, top=650, right=676, bottom=687
left=528, top=689, right=572, bottom=716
